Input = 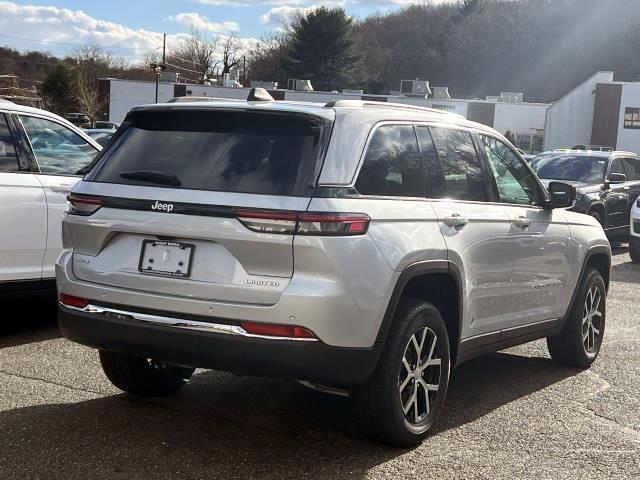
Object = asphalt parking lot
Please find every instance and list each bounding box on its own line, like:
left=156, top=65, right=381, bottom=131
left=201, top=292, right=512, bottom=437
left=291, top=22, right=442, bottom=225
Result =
left=1, top=247, right=639, bottom=480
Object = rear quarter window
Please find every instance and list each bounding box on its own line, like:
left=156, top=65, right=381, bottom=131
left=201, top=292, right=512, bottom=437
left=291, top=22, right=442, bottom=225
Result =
left=89, top=109, right=331, bottom=196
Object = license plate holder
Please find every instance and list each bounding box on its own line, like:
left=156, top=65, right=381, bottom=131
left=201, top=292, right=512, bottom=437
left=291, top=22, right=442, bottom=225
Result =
left=138, top=240, right=195, bottom=278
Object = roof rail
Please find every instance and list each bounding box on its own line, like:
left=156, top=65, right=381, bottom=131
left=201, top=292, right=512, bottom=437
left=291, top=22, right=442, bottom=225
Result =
left=587, top=145, right=613, bottom=152
left=325, top=99, right=455, bottom=116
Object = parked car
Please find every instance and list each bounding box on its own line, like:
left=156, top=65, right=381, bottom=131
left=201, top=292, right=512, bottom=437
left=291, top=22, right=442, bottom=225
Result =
left=530, top=149, right=640, bottom=238
left=629, top=200, right=640, bottom=262
left=57, top=94, right=611, bottom=447
left=64, top=112, right=92, bottom=128
left=84, top=128, right=115, bottom=147
left=0, top=100, right=101, bottom=299
left=93, top=121, right=119, bottom=130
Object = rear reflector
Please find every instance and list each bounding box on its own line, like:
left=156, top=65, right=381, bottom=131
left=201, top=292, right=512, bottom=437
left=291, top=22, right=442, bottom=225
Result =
left=67, top=194, right=102, bottom=216
left=236, top=209, right=369, bottom=236
left=240, top=321, right=316, bottom=339
left=59, top=293, right=89, bottom=309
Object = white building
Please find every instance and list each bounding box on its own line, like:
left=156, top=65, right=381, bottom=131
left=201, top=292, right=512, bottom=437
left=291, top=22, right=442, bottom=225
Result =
left=544, top=71, right=640, bottom=154
left=98, top=78, right=550, bottom=155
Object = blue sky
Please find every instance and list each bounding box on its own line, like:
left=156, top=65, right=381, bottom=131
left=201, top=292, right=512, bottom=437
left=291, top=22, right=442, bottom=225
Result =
left=0, top=1, right=450, bottom=62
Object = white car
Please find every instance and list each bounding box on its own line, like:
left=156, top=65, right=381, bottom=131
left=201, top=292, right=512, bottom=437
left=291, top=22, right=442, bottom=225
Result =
left=630, top=199, right=640, bottom=262
left=0, top=100, right=101, bottom=298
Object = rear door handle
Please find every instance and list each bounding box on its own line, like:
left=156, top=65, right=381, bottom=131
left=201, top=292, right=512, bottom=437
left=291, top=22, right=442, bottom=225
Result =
left=513, top=216, right=531, bottom=228
left=443, top=214, right=469, bottom=228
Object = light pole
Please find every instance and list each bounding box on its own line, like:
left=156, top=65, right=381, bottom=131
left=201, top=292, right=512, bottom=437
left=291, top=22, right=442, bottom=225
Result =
left=150, top=33, right=167, bottom=103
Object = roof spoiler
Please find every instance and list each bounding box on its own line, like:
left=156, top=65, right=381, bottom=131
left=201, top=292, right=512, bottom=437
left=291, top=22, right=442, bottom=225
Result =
left=247, top=88, right=274, bottom=102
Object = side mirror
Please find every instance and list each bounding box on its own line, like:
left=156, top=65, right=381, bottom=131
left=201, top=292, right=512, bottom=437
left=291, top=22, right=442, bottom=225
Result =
left=546, top=181, right=576, bottom=209
left=606, top=172, right=626, bottom=185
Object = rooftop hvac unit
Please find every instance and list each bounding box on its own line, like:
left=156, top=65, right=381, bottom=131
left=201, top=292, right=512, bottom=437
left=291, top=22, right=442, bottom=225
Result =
left=400, top=80, right=431, bottom=97
left=485, top=95, right=499, bottom=102
left=499, top=92, right=524, bottom=103
left=432, top=86, right=451, bottom=100
left=251, top=80, right=278, bottom=90
left=287, top=79, right=314, bottom=91
left=159, top=72, right=180, bottom=83
left=342, top=89, right=364, bottom=95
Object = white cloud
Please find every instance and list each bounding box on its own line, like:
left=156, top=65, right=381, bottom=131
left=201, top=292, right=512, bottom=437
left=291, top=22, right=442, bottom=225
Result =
left=168, top=12, right=239, bottom=33
left=260, top=6, right=318, bottom=26
left=196, top=0, right=451, bottom=5
left=0, top=2, right=253, bottom=63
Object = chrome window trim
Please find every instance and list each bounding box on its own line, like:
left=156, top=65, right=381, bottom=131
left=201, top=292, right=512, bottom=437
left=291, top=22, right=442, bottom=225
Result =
left=61, top=303, right=319, bottom=342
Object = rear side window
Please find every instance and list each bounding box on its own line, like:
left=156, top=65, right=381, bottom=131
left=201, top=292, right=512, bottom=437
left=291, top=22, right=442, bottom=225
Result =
left=419, top=127, right=487, bottom=201
left=622, top=157, right=640, bottom=181
left=90, top=110, right=330, bottom=196
left=0, top=113, right=20, bottom=173
left=355, top=125, right=424, bottom=197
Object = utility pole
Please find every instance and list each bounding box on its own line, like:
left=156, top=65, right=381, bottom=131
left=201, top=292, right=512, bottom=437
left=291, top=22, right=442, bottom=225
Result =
left=150, top=33, right=167, bottom=103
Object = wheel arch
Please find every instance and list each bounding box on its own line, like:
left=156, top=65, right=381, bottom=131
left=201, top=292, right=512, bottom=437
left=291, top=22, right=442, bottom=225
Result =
left=375, top=261, right=463, bottom=366
left=563, top=245, right=611, bottom=323
left=587, top=202, right=606, bottom=224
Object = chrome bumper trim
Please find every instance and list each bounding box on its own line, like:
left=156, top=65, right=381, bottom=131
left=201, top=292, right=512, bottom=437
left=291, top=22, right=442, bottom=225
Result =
left=61, top=303, right=319, bottom=342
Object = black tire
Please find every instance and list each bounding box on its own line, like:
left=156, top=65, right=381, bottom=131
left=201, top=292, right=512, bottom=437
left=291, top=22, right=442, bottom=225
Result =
left=547, top=268, right=606, bottom=368
left=352, top=299, right=451, bottom=447
left=99, top=350, right=195, bottom=397
left=630, top=238, right=640, bottom=263
left=589, top=210, right=604, bottom=228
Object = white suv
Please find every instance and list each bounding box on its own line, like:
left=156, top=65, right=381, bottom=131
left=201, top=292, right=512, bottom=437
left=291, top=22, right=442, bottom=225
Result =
left=57, top=94, right=611, bottom=446
left=0, top=100, right=101, bottom=298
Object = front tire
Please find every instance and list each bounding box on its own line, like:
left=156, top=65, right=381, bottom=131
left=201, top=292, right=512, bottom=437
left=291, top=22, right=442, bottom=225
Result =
left=352, top=299, right=450, bottom=447
left=547, top=268, right=606, bottom=368
left=99, top=350, right=195, bottom=397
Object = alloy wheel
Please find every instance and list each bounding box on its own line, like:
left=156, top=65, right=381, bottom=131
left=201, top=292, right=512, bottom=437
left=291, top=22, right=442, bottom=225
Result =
left=398, top=326, right=442, bottom=425
left=582, top=285, right=603, bottom=354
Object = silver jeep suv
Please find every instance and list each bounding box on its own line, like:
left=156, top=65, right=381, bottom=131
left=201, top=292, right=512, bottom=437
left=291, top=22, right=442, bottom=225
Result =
left=57, top=94, right=611, bottom=446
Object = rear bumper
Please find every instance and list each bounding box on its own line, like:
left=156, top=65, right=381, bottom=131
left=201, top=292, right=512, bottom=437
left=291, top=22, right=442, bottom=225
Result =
left=58, top=304, right=382, bottom=385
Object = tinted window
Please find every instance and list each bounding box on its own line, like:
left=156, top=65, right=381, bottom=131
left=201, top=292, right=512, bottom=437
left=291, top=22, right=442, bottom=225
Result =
left=355, top=125, right=424, bottom=197
left=0, top=113, right=19, bottom=173
left=481, top=135, right=541, bottom=205
left=530, top=154, right=608, bottom=183
left=622, top=157, right=640, bottom=181
left=609, top=158, right=624, bottom=177
left=20, top=115, right=98, bottom=175
left=425, top=127, right=487, bottom=201
left=91, top=110, right=329, bottom=196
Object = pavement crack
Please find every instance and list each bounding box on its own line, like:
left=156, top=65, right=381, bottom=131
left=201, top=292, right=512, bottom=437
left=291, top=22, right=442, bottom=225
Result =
left=0, top=369, right=102, bottom=397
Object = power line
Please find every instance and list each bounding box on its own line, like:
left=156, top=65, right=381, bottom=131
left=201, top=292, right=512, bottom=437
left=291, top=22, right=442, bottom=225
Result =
left=165, top=62, right=203, bottom=76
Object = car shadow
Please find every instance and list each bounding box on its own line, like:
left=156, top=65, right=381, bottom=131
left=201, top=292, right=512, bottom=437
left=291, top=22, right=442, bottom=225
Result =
left=611, top=259, right=640, bottom=284
left=610, top=242, right=629, bottom=256
left=0, top=351, right=578, bottom=479
left=0, top=297, right=60, bottom=349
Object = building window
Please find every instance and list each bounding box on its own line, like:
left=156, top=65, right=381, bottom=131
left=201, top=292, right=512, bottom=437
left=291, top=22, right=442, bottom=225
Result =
left=514, top=133, right=544, bottom=155
left=624, top=108, right=640, bottom=129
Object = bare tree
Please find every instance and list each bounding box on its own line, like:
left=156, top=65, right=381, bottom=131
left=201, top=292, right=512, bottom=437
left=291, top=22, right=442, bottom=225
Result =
left=76, top=73, right=105, bottom=123
left=216, top=34, right=242, bottom=74
left=168, top=28, right=218, bottom=83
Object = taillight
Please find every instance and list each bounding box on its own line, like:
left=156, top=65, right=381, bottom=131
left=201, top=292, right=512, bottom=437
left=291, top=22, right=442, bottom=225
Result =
left=235, top=209, right=369, bottom=236
left=67, top=194, right=102, bottom=216
left=235, top=209, right=298, bottom=234
left=240, top=321, right=316, bottom=339
left=59, top=293, right=89, bottom=309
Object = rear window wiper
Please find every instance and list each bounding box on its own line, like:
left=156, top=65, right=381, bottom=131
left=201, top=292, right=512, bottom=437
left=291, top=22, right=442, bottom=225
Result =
left=119, top=170, right=181, bottom=187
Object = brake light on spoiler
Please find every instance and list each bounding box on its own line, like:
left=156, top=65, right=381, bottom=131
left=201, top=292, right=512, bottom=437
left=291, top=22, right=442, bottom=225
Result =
left=236, top=209, right=370, bottom=236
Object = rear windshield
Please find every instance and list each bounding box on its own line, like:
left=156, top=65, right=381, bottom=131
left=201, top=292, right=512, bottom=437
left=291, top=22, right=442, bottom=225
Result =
left=88, top=109, right=331, bottom=196
left=529, top=154, right=608, bottom=183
